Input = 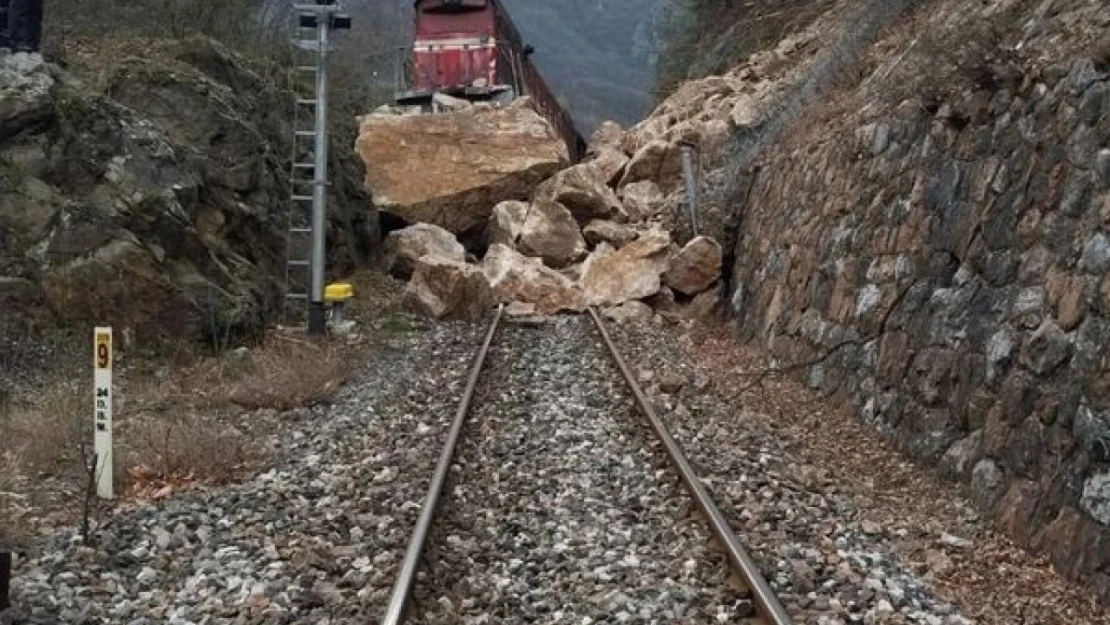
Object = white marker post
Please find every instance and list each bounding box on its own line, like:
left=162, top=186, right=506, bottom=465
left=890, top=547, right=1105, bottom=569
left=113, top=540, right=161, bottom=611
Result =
left=93, top=327, right=114, bottom=500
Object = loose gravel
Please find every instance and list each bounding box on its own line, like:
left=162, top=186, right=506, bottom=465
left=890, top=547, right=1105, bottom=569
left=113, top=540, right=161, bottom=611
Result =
left=412, top=316, right=748, bottom=624
left=10, top=321, right=486, bottom=624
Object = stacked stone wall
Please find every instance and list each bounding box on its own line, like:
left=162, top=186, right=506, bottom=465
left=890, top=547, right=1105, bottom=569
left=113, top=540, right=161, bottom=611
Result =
left=728, top=0, right=1110, bottom=600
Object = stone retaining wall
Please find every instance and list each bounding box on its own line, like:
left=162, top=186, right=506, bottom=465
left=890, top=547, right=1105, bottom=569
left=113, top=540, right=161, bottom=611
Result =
left=727, top=0, right=1110, bottom=601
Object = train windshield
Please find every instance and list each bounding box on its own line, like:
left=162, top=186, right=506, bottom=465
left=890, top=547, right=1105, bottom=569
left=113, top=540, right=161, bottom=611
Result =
left=419, top=0, right=488, bottom=13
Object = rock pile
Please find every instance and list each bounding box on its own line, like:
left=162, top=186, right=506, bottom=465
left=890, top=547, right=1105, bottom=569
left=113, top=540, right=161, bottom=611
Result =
left=357, top=99, right=725, bottom=322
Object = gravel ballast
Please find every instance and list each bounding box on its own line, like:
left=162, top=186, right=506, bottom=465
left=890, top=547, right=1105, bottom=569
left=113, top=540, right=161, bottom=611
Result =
left=411, top=316, right=748, bottom=623
left=10, top=312, right=1087, bottom=624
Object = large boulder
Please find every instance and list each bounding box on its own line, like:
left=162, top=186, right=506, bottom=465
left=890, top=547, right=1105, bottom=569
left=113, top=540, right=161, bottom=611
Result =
left=486, top=200, right=588, bottom=267
left=517, top=200, right=587, bottom=268
left=663, top=236, right=722, bottom=295
left=356, top=97, right=568, bottom=235
left=482, top=244, right=584, bottom=314
left=403, top=256, right=494, bottom=320
left=579, top=229, right=672, bottom=306
left=384, top=223, right=466, bottom=279
left=534, top=161, right=626, bottom=222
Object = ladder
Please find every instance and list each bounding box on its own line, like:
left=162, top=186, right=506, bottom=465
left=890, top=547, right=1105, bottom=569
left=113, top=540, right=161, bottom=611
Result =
left=282, top=9, right=326, bottom=325
left=283, top=2, right=350, bottom=330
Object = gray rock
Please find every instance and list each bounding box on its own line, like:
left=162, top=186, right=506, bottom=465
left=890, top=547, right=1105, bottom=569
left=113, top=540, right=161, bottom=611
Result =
left=1096, top=149, right=1110, bottom=186
left=1020, top=320, right=1072, bottom=375
left=971, top=459, right=1004, bottom=508
left=939, top=431, right=982, bottom=477
left=1081, top=472, right=1110, bottom=526
left=1081, top=232, right=1110, bottom=274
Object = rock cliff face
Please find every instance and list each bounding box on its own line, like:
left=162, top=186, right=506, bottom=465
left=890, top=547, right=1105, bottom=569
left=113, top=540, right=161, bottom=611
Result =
left=717, top=0, right=1110, bottom=601
left=0, top=39, right=375, bottom=343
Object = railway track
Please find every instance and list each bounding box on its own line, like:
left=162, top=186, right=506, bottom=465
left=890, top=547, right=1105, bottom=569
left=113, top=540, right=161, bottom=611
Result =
left=380, top=306, right=794, bottom=625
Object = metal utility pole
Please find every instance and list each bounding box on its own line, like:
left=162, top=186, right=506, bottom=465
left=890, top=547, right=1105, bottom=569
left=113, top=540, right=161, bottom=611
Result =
left=289, top=2, right=351, bottom=335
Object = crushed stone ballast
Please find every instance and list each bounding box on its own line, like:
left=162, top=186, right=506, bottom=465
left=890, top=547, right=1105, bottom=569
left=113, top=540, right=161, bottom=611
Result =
left=381, top=307, right=791, bottom=625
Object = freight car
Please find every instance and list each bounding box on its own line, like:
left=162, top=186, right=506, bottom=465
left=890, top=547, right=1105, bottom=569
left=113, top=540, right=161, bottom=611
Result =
left=396, top=0, right=587, bottom=161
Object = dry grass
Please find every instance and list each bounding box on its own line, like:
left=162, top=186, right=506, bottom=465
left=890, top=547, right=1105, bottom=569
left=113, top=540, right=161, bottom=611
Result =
left=223, top=338, right=351, bottom=411
left=123, top=409, right=251, bottom=498
left=0, top=329, right=358, bottom=544
left=154, top=335, right=354, bottom=413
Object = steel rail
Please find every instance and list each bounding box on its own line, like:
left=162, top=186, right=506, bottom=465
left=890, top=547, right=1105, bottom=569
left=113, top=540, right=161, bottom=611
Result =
left=380, top=304, right=504, bottom=625
left=587, top=308, right=795, bottom=625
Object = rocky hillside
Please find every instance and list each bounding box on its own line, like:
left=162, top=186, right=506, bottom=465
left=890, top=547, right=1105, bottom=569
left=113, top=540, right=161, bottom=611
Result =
left=0, top=39, right=376, bottom=345
left=612, top=0, right=1110, bottom=602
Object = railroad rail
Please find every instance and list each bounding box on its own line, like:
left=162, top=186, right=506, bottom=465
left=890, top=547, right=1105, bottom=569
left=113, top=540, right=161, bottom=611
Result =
left=379, top=307, right=793, bottom=625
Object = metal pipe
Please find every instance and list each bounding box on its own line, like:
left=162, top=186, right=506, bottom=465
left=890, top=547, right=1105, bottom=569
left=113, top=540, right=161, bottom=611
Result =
left=308, top=15, right=330, bottom=335
left=380, top=305, right=504, bottom=625
left=587, top=308, right=794, bottom=625
left=679, top=142, right=700, bottom=237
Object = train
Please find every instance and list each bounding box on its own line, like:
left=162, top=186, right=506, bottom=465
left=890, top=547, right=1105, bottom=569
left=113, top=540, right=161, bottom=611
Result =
left=395, top=0, right=587, bottom=161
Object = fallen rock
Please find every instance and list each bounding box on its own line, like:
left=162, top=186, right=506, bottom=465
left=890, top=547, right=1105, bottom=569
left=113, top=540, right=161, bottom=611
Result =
left=486, top=199, right=587, bottom=268
left=402, top=257, right=493, bottom=320
left=384, top=223, right=466, bottom=279
left=619, top=180, right=665, bottom=221
left=583, top=220, right=640, bottom=249
left=645, top=285, right=678, bottom=311
left=664, top=236, right=723, bottom=295
left=602, top=300, right=654, bottom=324
left=579, top=229, right=671, bottom=306
left=586, top=147, right=630, bottom=186
left=517, top=199, right=587, bottom=268
left=432, top=92, right=471, bottom=112
left=482, top=244, right=584, bottom=314
left=504, top=301, right=538, bottom=317
left=534, top=161, right=626, bottom=222
left=938, top=533, right=974, bottom=550
left=486, top=200, right=529, bottom=248
left=356, top=97, right=567, bottom=234
left=657, top=371, right=685, bottom=394
left=685, top=288, right=720, bottom=321
left=619, top=139, right=682, bottom=189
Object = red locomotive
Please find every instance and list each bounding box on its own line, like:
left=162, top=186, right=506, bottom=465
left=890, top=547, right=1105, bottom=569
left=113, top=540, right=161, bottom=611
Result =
left=397, top=0, right=587, bottom=161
